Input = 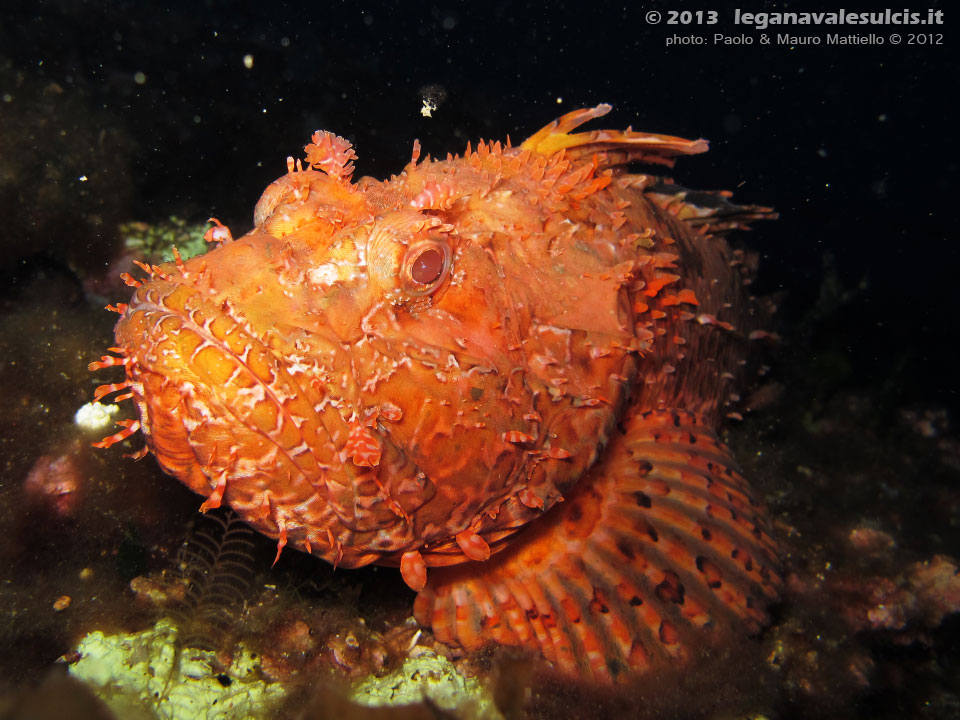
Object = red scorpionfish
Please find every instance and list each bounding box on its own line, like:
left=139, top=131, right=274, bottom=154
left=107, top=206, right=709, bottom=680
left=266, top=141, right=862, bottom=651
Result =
left=92, top=105, right=781, bottom=683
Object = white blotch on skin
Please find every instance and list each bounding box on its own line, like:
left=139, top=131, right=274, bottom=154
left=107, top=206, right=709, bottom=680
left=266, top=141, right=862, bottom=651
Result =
left=308, top=264, right=340, bottom=287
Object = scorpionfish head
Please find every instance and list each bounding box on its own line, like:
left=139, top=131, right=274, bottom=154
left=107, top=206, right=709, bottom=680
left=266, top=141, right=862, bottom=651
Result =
left=107, top=132, right=642, bottom=571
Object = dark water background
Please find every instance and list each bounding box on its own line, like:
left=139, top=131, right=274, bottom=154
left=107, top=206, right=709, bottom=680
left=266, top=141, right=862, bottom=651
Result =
left=4, top=1, right=957, bottom=406
left=0, top=1, right=957, bottom=718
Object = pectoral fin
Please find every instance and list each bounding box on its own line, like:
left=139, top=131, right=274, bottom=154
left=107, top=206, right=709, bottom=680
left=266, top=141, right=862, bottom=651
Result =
left=413, top=408, right=782, bottom=683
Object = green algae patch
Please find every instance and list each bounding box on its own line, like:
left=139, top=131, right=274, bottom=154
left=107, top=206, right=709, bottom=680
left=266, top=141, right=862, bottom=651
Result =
left=68, top=618, right=285, bottom=720
left=121, top=216, right=211, bottom=263
left=351, top=650, right=503, bottom=719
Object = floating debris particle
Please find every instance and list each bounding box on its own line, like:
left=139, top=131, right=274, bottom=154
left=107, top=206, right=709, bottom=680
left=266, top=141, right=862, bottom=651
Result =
left=53, top=595, right=71, bottom=611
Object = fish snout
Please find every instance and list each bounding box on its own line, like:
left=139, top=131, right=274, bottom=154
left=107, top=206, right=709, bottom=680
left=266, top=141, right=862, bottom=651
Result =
left=112, top=279, right=336, bottom=515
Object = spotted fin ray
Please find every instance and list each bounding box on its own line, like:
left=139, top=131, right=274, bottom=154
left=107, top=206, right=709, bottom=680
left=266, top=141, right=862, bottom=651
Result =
left=413, top=409, right=782, bottom=683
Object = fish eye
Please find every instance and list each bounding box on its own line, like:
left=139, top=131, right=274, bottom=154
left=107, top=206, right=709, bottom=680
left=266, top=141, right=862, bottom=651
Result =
left=411, top=247, right=444, bottom=285
left=402, top=240, right=450, bottom=295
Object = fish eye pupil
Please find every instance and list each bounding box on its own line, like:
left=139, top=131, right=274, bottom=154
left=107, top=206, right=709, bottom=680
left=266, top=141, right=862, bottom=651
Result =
left=411, top=248, right=444, bottom=285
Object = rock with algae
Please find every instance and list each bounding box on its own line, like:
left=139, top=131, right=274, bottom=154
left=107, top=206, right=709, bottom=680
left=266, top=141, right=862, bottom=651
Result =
left=84, top=216, right=213, bottom=298
left=68, top=618, right=285, bottom=720
left=350, top=650, right=502, bottom=720
left=120, top=216, right=211, bottom=264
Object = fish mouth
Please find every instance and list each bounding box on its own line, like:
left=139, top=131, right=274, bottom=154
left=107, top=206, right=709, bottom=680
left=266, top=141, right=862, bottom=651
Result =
left=113, top=278, right=349, bottom=543
left=112, top=276, right=432, bottom=567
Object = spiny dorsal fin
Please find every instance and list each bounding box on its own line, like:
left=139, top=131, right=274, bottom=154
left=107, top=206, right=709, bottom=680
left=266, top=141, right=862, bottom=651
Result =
left=646, top=182, right=778, bottom=237
left=521, top=104, right=709, bottom=169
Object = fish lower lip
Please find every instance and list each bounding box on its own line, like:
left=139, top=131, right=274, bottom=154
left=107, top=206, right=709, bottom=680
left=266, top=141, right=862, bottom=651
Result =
left=115, top=280, right=339, bottom=485
left=111, top=278, right=446, bottom=560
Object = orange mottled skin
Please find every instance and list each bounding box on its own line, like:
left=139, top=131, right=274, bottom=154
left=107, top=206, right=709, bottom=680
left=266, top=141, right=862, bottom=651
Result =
left=95, top=106, right=780, bottom=679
